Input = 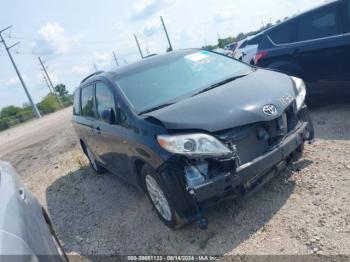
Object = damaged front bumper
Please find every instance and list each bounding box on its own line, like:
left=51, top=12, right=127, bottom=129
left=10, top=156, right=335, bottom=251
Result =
left=192, top=121, right=309, bottom=202
left=157, top=106, right=314, bottom=228
left=157, top=120, right=311, bottom=226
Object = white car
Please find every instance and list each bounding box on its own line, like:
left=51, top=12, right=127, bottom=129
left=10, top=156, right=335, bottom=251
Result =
left=233, top=34, right=262, bottom=64
left=213, top=47, right=234, bottom=57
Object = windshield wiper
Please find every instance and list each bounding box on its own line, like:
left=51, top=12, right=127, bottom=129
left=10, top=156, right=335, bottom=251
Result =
left=139, top=102, right=175, bottom=115
left=192, top=74, right=248, bottom=97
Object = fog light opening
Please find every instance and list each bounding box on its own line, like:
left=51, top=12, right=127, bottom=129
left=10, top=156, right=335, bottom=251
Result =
left=184, top=160, right=208, bottom=189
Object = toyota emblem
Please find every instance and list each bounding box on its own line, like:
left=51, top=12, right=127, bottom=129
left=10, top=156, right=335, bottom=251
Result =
left=262, top=104, right=278, bottom=116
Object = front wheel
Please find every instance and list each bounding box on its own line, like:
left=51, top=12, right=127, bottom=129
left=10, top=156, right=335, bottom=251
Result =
left=142, top=165, right=181, bottom=228
left=299, top=108, right=315, bottom=141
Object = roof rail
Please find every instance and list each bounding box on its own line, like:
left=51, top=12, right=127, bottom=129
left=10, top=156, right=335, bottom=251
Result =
left=80, top=71, right=104, bottom=84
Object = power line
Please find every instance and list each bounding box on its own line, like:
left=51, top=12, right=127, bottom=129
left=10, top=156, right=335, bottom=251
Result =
left=6, top=45, right=137, bottom=57
left=0, top=25, right=41, bottom=118
left=8, top=35, right=122, bottom=45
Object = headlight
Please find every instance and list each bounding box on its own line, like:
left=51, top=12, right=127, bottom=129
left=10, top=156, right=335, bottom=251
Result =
left=291, top=76, right=306, bottom=111
left=157, top=133, right=232, bottom=157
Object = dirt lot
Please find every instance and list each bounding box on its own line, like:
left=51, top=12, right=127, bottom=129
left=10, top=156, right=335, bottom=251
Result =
left=0, top=97, right=349, bottom=258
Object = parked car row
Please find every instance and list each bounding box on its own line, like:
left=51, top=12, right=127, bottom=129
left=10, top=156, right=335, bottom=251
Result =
left=213, top=47, right=234, bottom=57
left=232, top=0, right=350, bottom=95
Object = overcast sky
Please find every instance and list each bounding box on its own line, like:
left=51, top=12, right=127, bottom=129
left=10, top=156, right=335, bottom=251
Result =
left=0, top=0, right=325, bottom=109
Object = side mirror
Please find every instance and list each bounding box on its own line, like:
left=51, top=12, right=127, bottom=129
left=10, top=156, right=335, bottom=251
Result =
left=101, top=108, right=116, bottom=124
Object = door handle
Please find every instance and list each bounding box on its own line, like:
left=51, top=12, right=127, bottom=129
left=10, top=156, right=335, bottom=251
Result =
left=18, top=187, right=26, bottom=200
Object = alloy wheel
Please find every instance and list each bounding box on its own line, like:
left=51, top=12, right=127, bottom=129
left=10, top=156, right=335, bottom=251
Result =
left=145, top=174, right=172, bottom=221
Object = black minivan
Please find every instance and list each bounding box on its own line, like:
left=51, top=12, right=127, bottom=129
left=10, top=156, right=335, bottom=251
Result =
left=254, top=0, right=350, bottom=95
left=72, top=49, right=314, bottom=228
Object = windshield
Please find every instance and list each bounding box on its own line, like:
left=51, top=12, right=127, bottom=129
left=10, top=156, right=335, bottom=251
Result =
left=115, top=50, right=251, bottom=113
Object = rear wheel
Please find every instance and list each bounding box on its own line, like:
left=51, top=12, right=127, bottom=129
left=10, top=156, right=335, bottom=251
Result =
left=84, top=143, right=105, bottom=174
left=141, top=165, right=181, bottom=228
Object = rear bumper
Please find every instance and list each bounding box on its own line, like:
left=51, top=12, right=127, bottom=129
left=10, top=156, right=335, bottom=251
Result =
left=193, top=121, right=309, bottom=202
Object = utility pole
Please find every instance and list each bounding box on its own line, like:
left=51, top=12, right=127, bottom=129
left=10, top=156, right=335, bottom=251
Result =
left=38, top=56, right=62, bottom=107
left=160, top=16, right=173, bottom=51
left=0, top=26, right=41, bottom=118
left=93, top=63, right=98, bottom=71
left=134, top=34, right=144, bottom=59
left=42, top=74, right=53, bottom=94
left=112, top=51, right=119, bottom=67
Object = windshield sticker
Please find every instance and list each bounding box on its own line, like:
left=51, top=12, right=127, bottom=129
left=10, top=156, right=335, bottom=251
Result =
left=185, top=52, right=210, bottom=63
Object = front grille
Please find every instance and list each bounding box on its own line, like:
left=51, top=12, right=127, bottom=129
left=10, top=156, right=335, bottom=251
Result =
left=215, top=103, right=298, bottom=166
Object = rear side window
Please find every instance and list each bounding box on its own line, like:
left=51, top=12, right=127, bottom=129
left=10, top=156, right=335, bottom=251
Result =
left=246, top=35, right=262, bottom=45
left=239, top=40, right=247, bottom=49
left=73, top=89, right=81, bottom=115
left=95, top=82, right=115, bottom=119
left=297, top=5, right=340, bottom=41
left=81, top=85, right=95, bottom=117
left=268, top=22, right=296, bottom=44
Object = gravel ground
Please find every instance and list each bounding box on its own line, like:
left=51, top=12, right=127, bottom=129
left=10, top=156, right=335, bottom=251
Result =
left=0, top=97, right=349, bottom=258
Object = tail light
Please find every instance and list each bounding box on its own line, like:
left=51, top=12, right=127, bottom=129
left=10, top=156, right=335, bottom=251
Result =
left=254, top=51, right=268, bottom=65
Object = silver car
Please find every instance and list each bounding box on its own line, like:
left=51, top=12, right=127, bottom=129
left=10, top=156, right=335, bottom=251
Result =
left=0, top=161, right=67, bottom=261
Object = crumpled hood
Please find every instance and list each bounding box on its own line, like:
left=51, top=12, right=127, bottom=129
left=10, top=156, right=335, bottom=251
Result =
left=144, top=69, right=297, bottom=132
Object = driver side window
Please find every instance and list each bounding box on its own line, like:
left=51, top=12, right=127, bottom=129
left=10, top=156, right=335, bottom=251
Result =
left=95, top=82, right=115, bottom=121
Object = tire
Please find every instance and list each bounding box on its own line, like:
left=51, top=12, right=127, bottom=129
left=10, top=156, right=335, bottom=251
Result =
left=83, top=143, right=105, bottom=174
left=299, top=108, right=315, bottom=141
left=50, top=226, right=69, bottom=262
left=141, top=165, right=181, bottom=228
left=42, top=209, right=68, bottom=262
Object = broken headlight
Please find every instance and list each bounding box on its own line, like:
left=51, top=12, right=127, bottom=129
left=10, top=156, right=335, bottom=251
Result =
left=291, top=76, right=306, bottom=111
left=157, top=133, right=232, bottom=157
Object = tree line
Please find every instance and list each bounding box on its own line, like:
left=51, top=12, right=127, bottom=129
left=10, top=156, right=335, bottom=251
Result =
left=0, top=84, right=73, bottom=131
